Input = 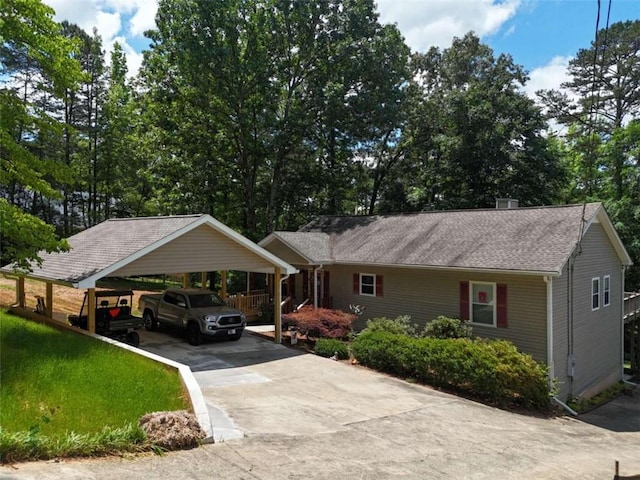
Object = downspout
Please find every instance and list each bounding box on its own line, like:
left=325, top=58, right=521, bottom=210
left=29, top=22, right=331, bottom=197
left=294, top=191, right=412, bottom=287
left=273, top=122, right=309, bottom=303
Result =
left=313, top=264, right=323, bottom=309
left=552, top=397, right=578, bottom=416
left=547, top=274, right=576, bottom=415
left=544, top=276, right=555, bottom=387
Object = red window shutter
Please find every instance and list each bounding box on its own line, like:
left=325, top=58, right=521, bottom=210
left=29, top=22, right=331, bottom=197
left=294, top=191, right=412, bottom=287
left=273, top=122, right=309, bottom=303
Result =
left=460, top=281, right=469, bottom=320
left=497, top=284, right=508, bottom=328
left=353, top=273, right=359, bottom=294
left=376, top=275, right=384, bottom=297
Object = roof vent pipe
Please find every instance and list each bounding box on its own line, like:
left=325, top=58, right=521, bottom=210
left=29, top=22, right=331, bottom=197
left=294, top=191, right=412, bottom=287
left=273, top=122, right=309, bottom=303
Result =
left=496, top=198, right=519, bottom=209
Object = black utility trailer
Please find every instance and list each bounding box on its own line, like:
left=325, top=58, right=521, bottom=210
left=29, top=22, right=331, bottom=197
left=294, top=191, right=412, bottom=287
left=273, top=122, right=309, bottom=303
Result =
left=68, top=289, right=144, bottom=347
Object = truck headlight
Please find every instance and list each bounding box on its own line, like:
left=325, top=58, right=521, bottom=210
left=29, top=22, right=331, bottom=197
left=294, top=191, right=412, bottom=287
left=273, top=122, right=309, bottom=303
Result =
left=203, top=315, right=217, bottom=323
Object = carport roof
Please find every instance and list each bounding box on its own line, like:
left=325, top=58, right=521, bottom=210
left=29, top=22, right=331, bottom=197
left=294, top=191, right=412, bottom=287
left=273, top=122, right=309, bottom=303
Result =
left=0, top=214, right=297, bottom=288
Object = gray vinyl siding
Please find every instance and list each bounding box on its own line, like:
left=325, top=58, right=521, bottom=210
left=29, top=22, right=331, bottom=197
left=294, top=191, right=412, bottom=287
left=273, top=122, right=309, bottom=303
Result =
left=326, top=265, right=548, bottom=363
left=113, top=224, right=275, bottom=276
left=557, top=221, right=623, bottom=399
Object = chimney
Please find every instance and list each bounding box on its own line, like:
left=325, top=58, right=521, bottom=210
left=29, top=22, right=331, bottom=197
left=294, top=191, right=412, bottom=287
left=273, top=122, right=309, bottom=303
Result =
left=496, top=198, right=519, bottom=209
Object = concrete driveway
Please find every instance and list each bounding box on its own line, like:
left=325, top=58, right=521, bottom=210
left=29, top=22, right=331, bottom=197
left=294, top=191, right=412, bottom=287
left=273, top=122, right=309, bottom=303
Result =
left=2, top=328, right=639, bottom=480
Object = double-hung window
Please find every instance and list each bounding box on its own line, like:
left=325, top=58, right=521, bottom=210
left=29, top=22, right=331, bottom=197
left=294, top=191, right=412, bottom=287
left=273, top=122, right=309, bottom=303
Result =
left=353, top=273, right=383, bottom=297
left=603, top=275, right=610, bottom=307
left=460, top=281, right=507, bottom=328
left=471, top=282, right=496, bottom=326
left=591, top=277, right=600, bottom=311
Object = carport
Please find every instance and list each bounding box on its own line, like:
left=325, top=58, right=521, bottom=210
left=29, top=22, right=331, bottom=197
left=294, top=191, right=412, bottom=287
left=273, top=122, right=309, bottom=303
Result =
left=1, top=214, right=297, bottom=343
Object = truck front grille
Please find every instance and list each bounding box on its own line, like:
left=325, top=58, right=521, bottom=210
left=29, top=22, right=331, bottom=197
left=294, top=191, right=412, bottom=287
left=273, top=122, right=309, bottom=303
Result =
left=218, top=315, right=242, bottom=326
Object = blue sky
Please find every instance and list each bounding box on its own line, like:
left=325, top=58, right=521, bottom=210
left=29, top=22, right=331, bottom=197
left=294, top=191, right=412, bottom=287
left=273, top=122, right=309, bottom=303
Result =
left=44, top=0, right=639, bottom=96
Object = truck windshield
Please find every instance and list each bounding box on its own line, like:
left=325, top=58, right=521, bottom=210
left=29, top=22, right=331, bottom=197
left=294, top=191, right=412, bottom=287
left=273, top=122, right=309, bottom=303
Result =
left=188, top=294, right=226, bottom=308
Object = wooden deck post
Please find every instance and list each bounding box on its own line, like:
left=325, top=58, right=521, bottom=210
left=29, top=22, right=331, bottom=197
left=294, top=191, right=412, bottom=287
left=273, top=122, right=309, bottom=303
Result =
left=87, top=288, right=96, bottom=333
left=45, top=282, right=53, bottom=318
left=182, top=273, right=189, bottom=288
left=274, top=267, right=282, bottom=344
left=16, top=277, right=25, bottom=307
left=221, top=271, right=227, bottom=299
left=200, top=272, right=207, bottom=289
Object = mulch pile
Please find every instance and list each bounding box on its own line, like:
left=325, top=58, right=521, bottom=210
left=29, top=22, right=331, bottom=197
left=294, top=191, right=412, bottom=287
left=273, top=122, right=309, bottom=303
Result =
left=139, top=411, right=205, bottom=450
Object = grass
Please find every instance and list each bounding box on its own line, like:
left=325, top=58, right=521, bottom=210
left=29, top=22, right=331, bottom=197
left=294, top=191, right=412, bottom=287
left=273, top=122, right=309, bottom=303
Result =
left=566, top=382, right=628, bottom=413
left=0, top=311, right=189, bottom=461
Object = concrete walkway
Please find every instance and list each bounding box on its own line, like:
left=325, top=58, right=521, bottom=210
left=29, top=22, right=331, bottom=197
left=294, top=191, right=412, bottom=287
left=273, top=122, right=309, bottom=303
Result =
left=2, top=329, right=639, bottom=480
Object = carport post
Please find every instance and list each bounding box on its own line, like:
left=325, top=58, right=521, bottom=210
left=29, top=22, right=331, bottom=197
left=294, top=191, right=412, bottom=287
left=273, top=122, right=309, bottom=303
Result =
left=16, top=277, right=25, bottom=307
left=200, top=272, right=207, bottom=289
left=274, top=267, right=282, bottom=344
left=45, top=282, right=53, bottom=318
left=182, top=273, right=189, bottom=288
left=221, top=271, right=227, bottom=299
left=87, top=288, right=96, bottom=333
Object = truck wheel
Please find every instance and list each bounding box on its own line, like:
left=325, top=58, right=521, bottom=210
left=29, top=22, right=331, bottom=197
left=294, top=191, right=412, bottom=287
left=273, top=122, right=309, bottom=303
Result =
left=229, top=332, right=242, bottom=341
left=126, top=331, right=140, bottom=347
left=144, top=311, right=158, bottom=331
left=187, top=323, right=202, bottom=346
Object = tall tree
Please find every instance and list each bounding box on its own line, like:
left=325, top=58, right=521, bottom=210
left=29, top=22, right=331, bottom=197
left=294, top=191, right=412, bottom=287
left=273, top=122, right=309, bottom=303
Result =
left=385, top=33, right=566, bottom=211
left=0, top=0, right=83, bottom=270
left=142, top=0, right=409, bottom=236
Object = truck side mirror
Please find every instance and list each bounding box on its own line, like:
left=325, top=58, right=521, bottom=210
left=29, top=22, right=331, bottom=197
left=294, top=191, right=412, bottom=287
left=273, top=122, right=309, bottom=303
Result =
left=177, top=301, right=186, bottom=308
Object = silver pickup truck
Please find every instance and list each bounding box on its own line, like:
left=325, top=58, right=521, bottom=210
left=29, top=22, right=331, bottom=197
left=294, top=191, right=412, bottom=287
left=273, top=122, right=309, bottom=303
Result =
left=139, top=288, right=246, bottom=345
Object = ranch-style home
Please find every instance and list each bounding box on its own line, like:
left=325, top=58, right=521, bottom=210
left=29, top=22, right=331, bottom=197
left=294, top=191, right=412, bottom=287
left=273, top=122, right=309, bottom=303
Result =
left=259, top=202, right=632, bottom=401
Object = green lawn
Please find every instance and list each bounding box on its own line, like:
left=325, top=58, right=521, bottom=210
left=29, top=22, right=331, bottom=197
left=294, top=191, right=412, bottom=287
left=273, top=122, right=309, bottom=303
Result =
left=0, top=311, right=188, bottom=458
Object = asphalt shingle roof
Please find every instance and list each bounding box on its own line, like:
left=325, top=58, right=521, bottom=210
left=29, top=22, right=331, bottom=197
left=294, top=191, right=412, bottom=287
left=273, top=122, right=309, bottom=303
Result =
left=286, top=203, right=605, bottom=273
left=3, top=215, right=204, bottom=285
left=270, top=232, right=331, bottom=263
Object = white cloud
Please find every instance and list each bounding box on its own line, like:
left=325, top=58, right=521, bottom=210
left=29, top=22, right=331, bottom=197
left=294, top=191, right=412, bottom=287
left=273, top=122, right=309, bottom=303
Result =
left=377, top=0, right=521, bottom=52
left=44, top=0, right=152, bottom=76
left=128, top=1, right=158, bottom=37
left=523, top=55, right=573, bottom=98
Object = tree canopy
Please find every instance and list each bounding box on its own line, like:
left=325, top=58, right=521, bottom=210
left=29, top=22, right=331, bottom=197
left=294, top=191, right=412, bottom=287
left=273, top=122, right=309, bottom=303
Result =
left=1, top=2, right=639, bottom=290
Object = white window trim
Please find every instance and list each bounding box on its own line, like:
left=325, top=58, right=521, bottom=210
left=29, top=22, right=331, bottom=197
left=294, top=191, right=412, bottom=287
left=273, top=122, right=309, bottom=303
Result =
left=470, top=281, right=497, bottom=328
left=603, top=275, right=610, bottom=307
left=359, top=273, right=376, bottom=297
left=591, top=277, right=600, bottom=311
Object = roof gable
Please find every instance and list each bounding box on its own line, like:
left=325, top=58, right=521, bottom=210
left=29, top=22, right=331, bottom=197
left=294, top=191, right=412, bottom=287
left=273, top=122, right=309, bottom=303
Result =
left=1, top=214, right=296, bottom=287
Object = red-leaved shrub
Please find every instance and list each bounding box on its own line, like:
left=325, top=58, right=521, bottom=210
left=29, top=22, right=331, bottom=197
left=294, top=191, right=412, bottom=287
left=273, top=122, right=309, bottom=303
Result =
left=282, top=306, right=356, bottom=339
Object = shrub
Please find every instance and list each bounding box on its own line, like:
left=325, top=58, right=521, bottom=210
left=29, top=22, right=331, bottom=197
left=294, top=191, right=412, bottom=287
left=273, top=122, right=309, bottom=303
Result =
left=282, top=306, right=356, bottom=339
left=314, top=338, right=350, bottom=360
left=422, top=315, right=472, bottom=339
left=363, top=315, right=418, bottom=337
left=351, top=331, right=550, bottom=411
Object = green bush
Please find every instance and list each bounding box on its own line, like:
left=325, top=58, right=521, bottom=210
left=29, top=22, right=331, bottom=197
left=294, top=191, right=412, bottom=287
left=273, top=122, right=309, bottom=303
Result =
left=351, top=331, right=550, bottom=411
left=363, top=315, right=418, bottom=337
left=422, top=315, right=472, bottom=339
left=314, top=338, right=350, bottom=360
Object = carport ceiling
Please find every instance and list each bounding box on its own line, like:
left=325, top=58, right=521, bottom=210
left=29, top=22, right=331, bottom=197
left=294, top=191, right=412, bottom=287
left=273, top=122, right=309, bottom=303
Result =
left=1, top=214, right=296, bottom=288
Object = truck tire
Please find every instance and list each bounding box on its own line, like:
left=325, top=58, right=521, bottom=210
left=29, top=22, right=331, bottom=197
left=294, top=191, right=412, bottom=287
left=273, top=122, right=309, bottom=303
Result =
left=126, top=331, right=140, bottom=347
left=187, top=322, right=202, bottom=346
left=144, top=311, right=158, bottom=331
left=229, top=332, right=242, bottom=341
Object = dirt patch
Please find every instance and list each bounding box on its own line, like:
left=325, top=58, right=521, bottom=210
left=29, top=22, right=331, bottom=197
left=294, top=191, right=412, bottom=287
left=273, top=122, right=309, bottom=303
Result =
left=0, top=277, right=155, bottom=322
